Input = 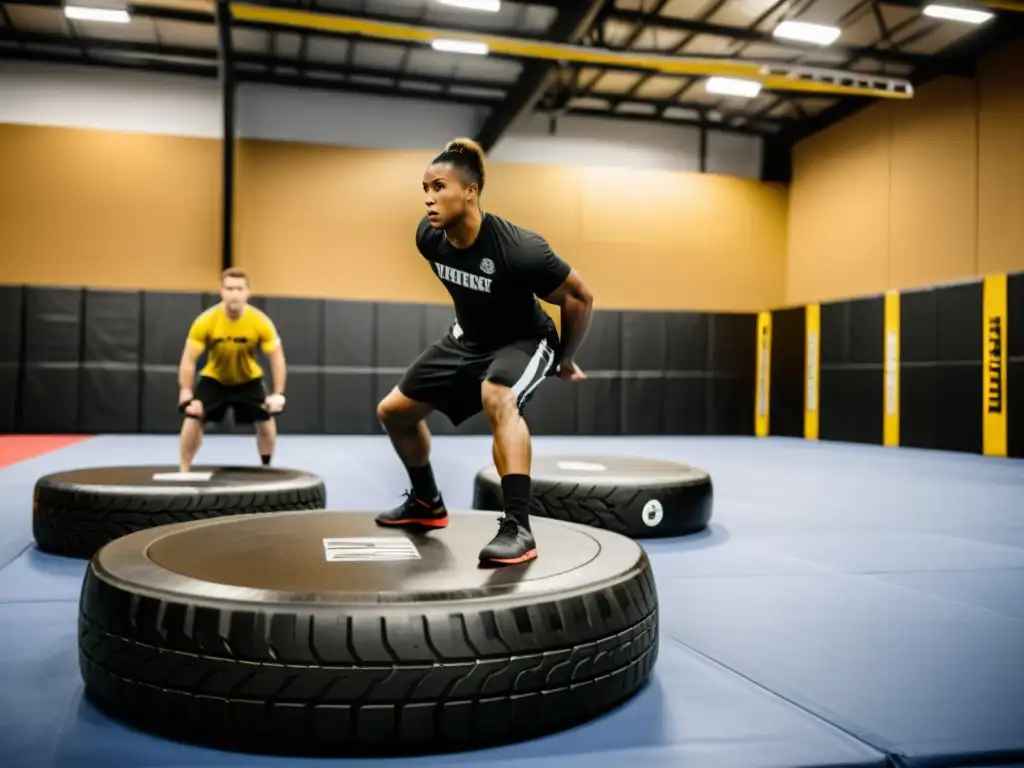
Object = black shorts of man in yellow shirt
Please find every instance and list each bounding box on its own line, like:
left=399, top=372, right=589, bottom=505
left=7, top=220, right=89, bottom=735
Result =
left=177, top=268, right=287, bottom=472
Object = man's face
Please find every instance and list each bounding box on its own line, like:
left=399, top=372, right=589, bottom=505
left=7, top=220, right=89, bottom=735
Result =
left=220, top=276, right=249, bottom=311
left=422, top=163, right=473, bottom=229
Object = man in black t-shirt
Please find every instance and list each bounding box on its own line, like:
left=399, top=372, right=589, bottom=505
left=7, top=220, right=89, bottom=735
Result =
left=375, top=137, right=595, bottom=567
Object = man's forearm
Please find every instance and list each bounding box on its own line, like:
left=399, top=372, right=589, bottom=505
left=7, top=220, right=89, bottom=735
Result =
left=178, top=358, right=195, bottom=391
left=270, top=351, right=287, bottom=395
left=558, top=295, right=593, bottom=362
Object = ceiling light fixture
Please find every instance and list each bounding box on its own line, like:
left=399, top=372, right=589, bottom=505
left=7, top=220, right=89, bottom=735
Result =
left=431, top=39, right=490, bottom=55
left=772, top=20, right=842, bottom=45
left=705, top=77, right=762, bottom=98
left=922, top=4, right=995, bottom=23
left=436, top=0, right=501, bottom=11
left=64, top=5, right=130, bottom=22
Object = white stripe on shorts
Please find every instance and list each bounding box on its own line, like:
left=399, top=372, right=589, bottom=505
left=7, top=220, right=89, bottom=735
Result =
left=510, top=339, right=554, bottom=409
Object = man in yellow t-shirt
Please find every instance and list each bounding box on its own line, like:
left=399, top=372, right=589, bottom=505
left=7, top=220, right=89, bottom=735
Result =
left=177, top=267, right=288, bottom=472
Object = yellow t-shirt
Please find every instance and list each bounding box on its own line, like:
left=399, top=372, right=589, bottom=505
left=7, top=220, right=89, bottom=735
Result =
left=186, top=304, right=280, bottom=386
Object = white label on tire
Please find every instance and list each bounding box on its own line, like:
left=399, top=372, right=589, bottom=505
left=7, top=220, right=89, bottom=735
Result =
left=642, top=499, right=664, bottom=527
left=152, top=472, right=213, bottom=482
left=556, top=461, right=607, bottom=472
left=323, top=537, right=420, bottom=562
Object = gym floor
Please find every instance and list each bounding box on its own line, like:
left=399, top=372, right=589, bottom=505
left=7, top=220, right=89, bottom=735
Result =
left=1, top=433, right=1023, bottom=768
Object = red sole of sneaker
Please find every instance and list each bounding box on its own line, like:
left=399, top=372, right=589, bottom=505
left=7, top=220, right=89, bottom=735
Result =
left=481, top=549, right=538, bottom=566
left=376, top=518, right=449, bottom=529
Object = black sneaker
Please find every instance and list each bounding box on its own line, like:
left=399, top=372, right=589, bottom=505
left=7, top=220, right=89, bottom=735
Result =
left=478, top=515, right=537, bottom=566
left=375, top=490, right=448, bottom=530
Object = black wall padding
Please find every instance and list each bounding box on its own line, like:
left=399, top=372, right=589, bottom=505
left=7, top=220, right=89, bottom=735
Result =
left=0, top=285, right=23, bottom=363
left=707, top=313, right=756, bottom=436
left=80, top=290, right=142, bottom=433
left=769, top=306, right=804, bottom=438
left=6, top=281, right=776, bottom=438
left=899, top=288, right=938, bottom=449
left=665, top=312, right=708, bottom=371
left=619, top=312, right=666, bottom=435
left=848, top=296, right=884, bottom=365
left=375, top=302, right=425, bottom=368
left=23, top=286, right=82, bottom=364
left=1008, top=273, right=1024, bottom=458
left=323, top=372, right=377, bottom=435
left=21, top=287, right=83, bottom=433
left=140, top=370, right=181, bottom=434
left=83, top=290, right=141, bottom=365
left=1009, top=361, right=1024, bottom=460
left=0, top=363, right=17, bottom=433
left=140, top=292, right=203, bottom=434
left=525, top=380, right=577, bottom=435
left=264, top=297, right=322, bottom=367
left=663, top=377, right=706, bottom=434
left=323, top=300, right=374, bottom=368
left=575, top=378, right=621, bottom=435
left=575, top=311, right=620, bottom=371
left=818, top=301, right=847, bottom=442
left=819, top=296, right=883, bottom=445
left=662, top=313, right=708, bottom=434
left=620, top=311, right=667, bottom=371
left=142, top=291, right=204, bottom=366
left=621, top=377, right=664, bottom=435
left=277, top=371, right=322, bottom=434
left=709, top=313, right=755, bottom=374
left=0, top=286, right=24, bottom=433
left=936, top=281, right=983, bottom=453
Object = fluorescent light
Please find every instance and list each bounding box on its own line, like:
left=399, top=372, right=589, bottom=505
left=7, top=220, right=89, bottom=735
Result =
left=923, top=4, right=994, bottom=23
left=64, top=6, right=130, bottom=23
left=705, top=77, right=762, bottom=98
left=431, top=39, right=489, bottom=55
left=437, top=0, right=501, bottom=11
left=773, top=20, right=841, bottom=46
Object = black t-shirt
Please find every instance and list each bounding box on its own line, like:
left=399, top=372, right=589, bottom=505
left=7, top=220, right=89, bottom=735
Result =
left=416, top=212, right=571, bottom=351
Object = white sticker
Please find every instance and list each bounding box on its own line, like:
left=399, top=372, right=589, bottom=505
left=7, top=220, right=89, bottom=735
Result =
left=323, top=537, right=421, bottom=562
left=641, top=499, right=664, bottom=527
left=556, top=461, right=607, bottom=472
left=152, top=471, right=214, bottom=482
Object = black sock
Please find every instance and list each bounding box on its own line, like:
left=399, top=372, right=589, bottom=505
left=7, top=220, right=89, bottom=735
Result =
left=407, top=462, right=440, bottom=503
left=261, top=454, right=271, bottom=466
left=501, top=473, right=531, bottom=531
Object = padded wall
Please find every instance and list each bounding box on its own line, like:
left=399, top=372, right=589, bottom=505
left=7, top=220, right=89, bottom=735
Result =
left=7, top=285, right=757, bottom=437
left=757, top=270, right=1022, bottom=457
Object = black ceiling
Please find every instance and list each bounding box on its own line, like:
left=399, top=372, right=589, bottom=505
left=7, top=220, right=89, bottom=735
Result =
left=1, top=0, right=1022, bottom=148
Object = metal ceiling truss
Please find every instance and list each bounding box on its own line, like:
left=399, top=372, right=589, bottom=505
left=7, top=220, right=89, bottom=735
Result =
left=1, top=0, right=1022, bottom=149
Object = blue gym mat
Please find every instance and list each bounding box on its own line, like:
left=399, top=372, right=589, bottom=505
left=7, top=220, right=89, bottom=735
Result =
left=1, top=434, right=1022, bottom=768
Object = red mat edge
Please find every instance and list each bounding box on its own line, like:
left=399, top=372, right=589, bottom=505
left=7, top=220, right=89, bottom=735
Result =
left=0, top=435, right=94, bottom=469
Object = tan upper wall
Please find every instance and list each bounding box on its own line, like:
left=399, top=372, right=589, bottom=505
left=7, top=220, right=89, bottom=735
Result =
left=235, top=139, right=788, bottom=312
left=0, top=124, right=788, bottom=313
left=0, top=123, right=222, bottom=292
left=786, top=37, right=1024, bottom=307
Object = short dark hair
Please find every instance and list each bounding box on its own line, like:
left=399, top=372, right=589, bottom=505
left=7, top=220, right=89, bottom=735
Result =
left=221, top=267, right=248, bottom=285
left=431, top=137, right=486, bottom=195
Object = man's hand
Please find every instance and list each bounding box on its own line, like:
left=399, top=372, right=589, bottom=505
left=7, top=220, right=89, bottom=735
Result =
left=556, top=359, right=587, bottom=382
left=264, top=393, right=286, bottom=414
left=178, top=388, right=203, bottom=417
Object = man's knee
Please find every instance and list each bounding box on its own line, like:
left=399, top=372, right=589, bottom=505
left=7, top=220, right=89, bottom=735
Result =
left=377, top=387, right=425, bottom=429
left=481, top=379, right=518, bottom=420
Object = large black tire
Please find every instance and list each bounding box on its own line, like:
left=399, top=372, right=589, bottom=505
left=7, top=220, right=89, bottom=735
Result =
left=79, top=509, right=658, bottom=755
left=473, top=455, right=713, bottom=539
left=33, top=465, right=326, bottom=559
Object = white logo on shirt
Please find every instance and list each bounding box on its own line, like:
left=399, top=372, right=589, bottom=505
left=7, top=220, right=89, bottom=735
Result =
left=434, top=262, right=492, bottom=293
left=480, top=257, right=495, bottom=275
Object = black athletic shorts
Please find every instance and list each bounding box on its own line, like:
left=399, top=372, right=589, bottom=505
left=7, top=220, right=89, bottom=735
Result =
left=188, top=375, right=270, bottom=424
left=398, top=322, right=560, bottom=426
